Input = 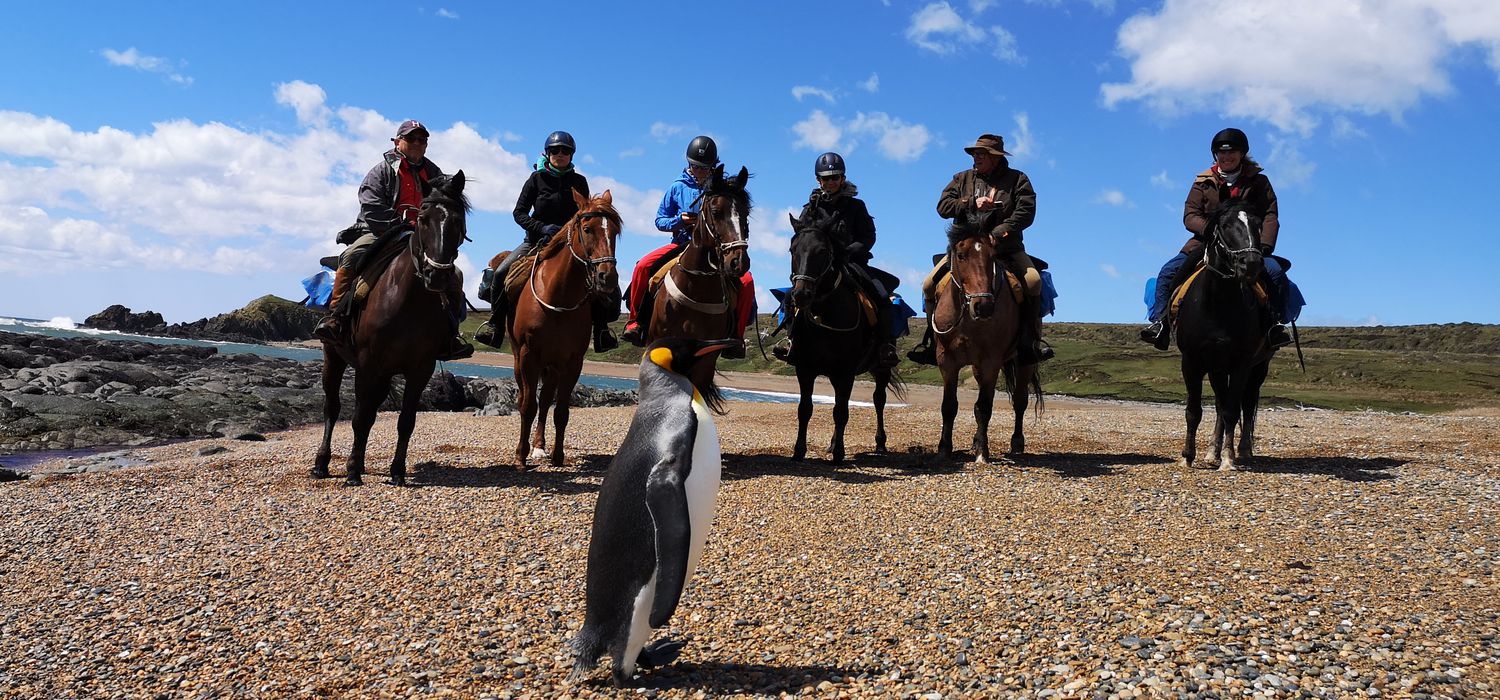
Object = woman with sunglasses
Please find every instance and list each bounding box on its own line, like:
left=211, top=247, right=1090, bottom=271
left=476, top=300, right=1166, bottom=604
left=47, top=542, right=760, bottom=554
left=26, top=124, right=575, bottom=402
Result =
left=478, top=131, right=617, bottom=352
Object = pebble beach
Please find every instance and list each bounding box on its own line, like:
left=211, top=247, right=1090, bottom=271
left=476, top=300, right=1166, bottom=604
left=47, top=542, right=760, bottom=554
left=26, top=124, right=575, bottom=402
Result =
left=2, top=395, right=1497, bottom=699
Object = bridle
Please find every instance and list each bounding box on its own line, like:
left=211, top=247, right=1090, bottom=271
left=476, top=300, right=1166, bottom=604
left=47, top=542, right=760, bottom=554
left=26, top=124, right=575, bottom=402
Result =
left=787, top=233, right=858, bottom=332
left=408, top=198, right=468, bottom=292
left=689, top=191, right=749, bottom=278
left=1205, top=209, right=1262, bottom=281
left=933, top=237, right=1000, bottom=336
left=528, top=207, right=619, bottom=313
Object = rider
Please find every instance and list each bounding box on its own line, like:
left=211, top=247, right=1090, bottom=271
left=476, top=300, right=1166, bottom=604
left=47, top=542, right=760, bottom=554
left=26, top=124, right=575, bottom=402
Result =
left=776, top=152, right=899, bottom=368
left=1140, top=127, right=1292, bottom=350
left=314, top=119, right=473, bottom=361
left=907, top=133, right=1051, bottom=366
left=475, top=131, right=617, bottom=352
left=620, top=135, right=755, bottom=358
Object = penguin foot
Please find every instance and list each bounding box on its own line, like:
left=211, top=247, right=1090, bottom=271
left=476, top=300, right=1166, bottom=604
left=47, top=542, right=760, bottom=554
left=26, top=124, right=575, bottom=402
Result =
left=637, top=638, right=685, bottom=668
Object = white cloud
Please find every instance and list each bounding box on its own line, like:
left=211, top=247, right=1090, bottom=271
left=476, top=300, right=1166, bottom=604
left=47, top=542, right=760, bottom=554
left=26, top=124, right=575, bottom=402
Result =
left=1095, top=189, right=1134, bottom=208
left=649, top=121, right=687, bottom=143
left=859, top=73, right=880, bottom=93
left=1149, top=170, right=1173, bottom=189
left=618, top=147, right=645, bottom=159
left=907, top=2, right=987, bottom=54
left=1007, top=112, right=1036, bottom=159
left=792, top=110, right=843, bottom=152
left=749, top=206, right=798, bottom=260
left=1100, top=263, right=1121, bottom=279
left=435, top=8, right=459, bottom=19
left=849, top=113, right=931, bottom=162
left=1101, top=0, right=1500, bottom=135
left=990, top=25, right=1024, bottom=64
left=1263, top=134, right=1317, bottom=188
left=792, top=86, right=836, bottom=103
left=1330, top=116, right=1368, bottom=140
left=101, top=47, right=192, bottom=86
left=970, top=0, right=996, bottom=11
left=274, top=80, right=330, bottom=126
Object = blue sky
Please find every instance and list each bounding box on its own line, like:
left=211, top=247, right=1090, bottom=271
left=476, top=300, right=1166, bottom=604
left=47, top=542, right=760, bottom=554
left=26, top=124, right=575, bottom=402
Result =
left=3, top=0, right=1498, bottom=326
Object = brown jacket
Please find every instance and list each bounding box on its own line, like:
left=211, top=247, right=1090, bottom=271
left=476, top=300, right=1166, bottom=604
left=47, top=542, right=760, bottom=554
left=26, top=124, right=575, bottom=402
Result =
left=1181, top=161, right=1280, bottom=254
left=937, top=160, right=1036, bottom=245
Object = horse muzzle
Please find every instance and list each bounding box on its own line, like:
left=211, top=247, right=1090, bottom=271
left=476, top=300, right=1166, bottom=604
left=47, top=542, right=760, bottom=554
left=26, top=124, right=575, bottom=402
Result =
left=969, top=296, right=995, bottom=319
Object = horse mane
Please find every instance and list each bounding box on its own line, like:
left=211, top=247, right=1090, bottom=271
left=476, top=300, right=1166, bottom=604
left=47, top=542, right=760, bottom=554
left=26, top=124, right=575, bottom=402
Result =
left=533, top=195, right=622, bottom=258
left=791, top=208, right=847, bottom=255
left=707, top=167, right=754, bottom=210
left=424, top=174, right=472, bottom=213
left=946, top=209, right=1000, bottom=246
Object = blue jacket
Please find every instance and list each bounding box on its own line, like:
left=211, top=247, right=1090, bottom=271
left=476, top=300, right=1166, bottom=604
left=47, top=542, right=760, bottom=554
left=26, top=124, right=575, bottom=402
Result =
left=654, top=169, right=705, bottom=244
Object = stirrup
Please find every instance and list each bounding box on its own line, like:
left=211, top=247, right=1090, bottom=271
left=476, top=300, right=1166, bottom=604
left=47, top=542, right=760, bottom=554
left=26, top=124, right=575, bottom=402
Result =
left=772, top=339, right=793, bottom=363
left=437, top=336, right=475, bottom=361
left=720, top=340, right=746, bottom=360
left=474, top=322, right=499, bottom=348
left=620, top=325, right=644, bottom=346
left=1267, top=324, right=1292, bottom=348
left=313, top=316, right=345, bottom=344
left=906, top=342, right=936, bottom=366
left=593, top=327, right=618, bottom=353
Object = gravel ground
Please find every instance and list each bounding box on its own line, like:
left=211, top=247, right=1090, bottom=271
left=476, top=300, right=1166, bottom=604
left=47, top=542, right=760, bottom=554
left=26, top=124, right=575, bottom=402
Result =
left=1, top=398, right=1497, bottom=699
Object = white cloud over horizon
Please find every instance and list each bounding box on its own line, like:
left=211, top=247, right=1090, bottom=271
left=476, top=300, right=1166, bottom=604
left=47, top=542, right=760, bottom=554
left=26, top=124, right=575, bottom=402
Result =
left=859, top=73, right=880, bottom=92
left=435, top=8, right=459, bottom=19
left=1095, top=189, right=1133, bottom=208
left=906, top=2, right=1024, bottom=63
left=791, top=110, right=931, bottom=162
left=101, top=47, right=192, bottom=85
left=791, top=85, right=836, bottom=103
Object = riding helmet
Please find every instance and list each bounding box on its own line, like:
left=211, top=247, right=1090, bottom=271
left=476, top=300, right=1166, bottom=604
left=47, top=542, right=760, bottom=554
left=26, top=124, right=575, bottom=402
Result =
left=686, top=135, right=719, bottom=167
left=815, top=152, right=846, bottom=177
left=544, top=131, right=576, bottom=154
left=1211, top=128, right=1249, bottom=153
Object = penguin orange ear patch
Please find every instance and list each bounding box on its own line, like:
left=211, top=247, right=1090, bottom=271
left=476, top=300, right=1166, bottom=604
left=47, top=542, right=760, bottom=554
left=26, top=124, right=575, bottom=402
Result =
left=649, top=347, right=674, bottom=370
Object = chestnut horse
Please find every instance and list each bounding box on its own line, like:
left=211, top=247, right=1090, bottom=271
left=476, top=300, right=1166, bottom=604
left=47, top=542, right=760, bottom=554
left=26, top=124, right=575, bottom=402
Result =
left=313, top=171, right=469, bottom=486
left=932, top=208, right=1042, bottom=464
left=647, top=164, right=751, bottom=393
left=494, top=190, right=622, bottom=468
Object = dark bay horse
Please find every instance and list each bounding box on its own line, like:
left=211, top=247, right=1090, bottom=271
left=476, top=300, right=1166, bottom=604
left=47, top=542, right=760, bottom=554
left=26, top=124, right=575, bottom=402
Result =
left=313, top=171, right=469, bottom=486
left=501, top=190, right=622, bottom=468
left=932, top=210, right=1042, bottom=464
left=1175, top=201, right=1276, bottom=470
left=647, top=164, right=751, bottom=393
left=785, top=208, right=903, bottom=463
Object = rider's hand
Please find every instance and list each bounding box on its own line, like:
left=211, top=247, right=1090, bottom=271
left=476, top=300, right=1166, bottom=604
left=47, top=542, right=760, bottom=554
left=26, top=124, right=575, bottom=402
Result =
left=974, top=196, right=995, bottom=212
left=541, top=224, right=562, bottom=238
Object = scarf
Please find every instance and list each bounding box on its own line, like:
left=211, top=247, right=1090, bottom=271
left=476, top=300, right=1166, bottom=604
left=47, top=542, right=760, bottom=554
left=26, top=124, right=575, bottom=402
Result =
left=535, top=155, right=575, bottom=178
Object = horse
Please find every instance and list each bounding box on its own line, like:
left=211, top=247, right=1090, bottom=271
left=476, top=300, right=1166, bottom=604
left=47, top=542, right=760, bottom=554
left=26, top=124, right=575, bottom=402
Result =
left=1174, top=200, right=1276, bottom=470
left=645, top=164, right=751, bottom=393
left=313, top=171, right=470, bottom=486
left=931, top=209, right=1043, bottom=464
left=498, top=190, right=622, bottom=469
left=784, top=208, right=904, bottom=463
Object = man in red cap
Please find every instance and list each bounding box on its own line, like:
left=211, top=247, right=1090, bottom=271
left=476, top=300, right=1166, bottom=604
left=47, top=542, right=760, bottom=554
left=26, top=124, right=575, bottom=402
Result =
left=314, top=120, right=473, bottom=360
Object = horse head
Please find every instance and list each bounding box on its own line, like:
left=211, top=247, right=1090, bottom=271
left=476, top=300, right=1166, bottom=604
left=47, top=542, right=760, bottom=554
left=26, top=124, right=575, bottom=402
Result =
left=570, top=189, right=623, bottom=299
left=787, top=208, right=843, bottom=311
left=946, top=209, right=1003, bottom=319
left=696, top=164, right=752, bottom=278
left=413, top=170, right=470, bottom=292
left=1209, top=201, right=1264, bottom=285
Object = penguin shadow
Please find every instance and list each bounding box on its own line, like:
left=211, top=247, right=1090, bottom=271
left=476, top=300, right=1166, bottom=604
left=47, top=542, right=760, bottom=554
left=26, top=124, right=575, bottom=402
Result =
left=1011, top=451, right=1174, bottom=478
left=609, top=660, right=875, bottom=695
left=1230, top=455, right=1404, bottom=482
left=721, top=451, right=963, bottom=484
left=402, top=454, right=615, bottom=495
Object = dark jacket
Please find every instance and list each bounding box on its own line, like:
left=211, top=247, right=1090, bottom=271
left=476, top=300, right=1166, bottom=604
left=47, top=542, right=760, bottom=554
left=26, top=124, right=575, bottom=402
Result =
left=514, top=166, right=590, bottom=243
left=358, top=149, right=443, bottom=236
left=1182, top=161, right=1280, bottom=254
left=936, top=159, right=1036, bottom=246
left=799, top=180, right=876, bottom=256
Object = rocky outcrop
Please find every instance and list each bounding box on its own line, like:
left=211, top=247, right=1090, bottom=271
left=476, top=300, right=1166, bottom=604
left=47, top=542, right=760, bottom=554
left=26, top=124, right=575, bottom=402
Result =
left=0, top=330, right=636, bottom=455
left=83, top=305, right=168, bottom=334
left=81, top=296, right=323, bottom=344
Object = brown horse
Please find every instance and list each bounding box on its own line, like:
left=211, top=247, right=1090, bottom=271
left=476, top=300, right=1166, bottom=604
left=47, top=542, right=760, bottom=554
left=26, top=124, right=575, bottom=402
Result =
left=647, top=164, right=751, bottom=392
left=313, top=171, right=470, bottom=486
left=932, top=209, right=1042, bottom=464
left=495, top=190, right=622, bottom=468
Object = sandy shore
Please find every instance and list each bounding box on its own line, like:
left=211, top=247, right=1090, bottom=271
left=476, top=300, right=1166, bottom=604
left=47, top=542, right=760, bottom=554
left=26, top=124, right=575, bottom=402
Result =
left=2, top=396, right=1497, bottom=698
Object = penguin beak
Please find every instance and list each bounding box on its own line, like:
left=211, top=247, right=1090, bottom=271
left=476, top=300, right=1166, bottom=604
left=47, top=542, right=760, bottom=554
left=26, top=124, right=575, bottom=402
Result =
left=694, top=338, right=739, bottom=357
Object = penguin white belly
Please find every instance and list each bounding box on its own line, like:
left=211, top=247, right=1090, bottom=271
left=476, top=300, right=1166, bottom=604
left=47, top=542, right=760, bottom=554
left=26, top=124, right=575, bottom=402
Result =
left=683, top=398, right=722, bottom=581
left=621, top=572, right=657, bottom=678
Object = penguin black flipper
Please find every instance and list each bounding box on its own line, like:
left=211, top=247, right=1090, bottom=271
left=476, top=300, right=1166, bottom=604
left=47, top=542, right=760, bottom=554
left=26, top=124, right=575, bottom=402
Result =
left=645, top=432, right=696, bottom=628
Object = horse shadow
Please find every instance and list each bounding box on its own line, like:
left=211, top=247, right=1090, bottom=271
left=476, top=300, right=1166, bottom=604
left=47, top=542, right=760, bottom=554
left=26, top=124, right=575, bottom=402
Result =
left=722, top=452, right=964, bottom=484
left=1234, top=455, right=1404, bottom=482
left=399, top=453, right=615, bottom=494
left=1012, top=451, right=1173, bottom=479
left=584, top=661, right=873, bottom=695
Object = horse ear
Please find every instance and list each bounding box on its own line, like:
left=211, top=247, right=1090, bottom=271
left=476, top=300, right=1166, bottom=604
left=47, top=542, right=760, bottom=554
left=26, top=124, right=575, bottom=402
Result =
left=788, top=212, right=799, bottom=229
left=451, top=170, right=465, bottom=191
left=599, top=189, right=613, bottom=205
left=733, top=166, right=749, bottom=189
left=572, top=187, right=588, bottom=211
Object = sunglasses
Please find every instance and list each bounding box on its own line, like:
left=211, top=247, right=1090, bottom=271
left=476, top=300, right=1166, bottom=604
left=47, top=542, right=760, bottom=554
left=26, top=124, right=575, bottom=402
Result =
left=818, top=175, right=843, bottom=183
left=546, top=147, right=574, bottom=156
left=402, top=136, right=428, bottom=144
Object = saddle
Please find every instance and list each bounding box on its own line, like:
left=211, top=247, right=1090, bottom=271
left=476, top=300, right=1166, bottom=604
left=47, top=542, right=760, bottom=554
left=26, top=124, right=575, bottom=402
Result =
left=499, top=249, right=542, bottom=303
left=646, top=256, right=737, bottom=316
left=351, top=232, right=412, bottom=306
left=1168, top=263, right=1269, bottom=321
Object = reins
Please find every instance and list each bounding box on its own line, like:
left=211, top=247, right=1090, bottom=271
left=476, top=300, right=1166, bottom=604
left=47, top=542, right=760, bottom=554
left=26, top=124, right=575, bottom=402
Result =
left=527, top=208, right=618, bottom=313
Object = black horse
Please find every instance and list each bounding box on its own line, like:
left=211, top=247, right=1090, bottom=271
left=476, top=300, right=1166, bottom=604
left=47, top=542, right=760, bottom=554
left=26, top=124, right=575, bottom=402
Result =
left=1175, top=200, right=1278, bottom=470
left=784, top=208, right=903, bottom=463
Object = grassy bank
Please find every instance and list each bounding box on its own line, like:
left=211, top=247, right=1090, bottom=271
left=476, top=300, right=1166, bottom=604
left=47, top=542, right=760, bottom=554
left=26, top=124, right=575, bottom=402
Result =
left=460, top=314, right=1500, bottom=414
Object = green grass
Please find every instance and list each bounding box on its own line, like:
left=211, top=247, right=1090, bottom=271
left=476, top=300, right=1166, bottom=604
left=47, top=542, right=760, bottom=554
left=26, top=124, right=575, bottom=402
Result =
left=461, top=314, right=1500, bottom=414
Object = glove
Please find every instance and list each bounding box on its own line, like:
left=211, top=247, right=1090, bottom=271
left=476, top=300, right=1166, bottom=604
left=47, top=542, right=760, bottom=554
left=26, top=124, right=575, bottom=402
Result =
left=846, top=241, right=868, bottom=258
left=1258, top=243, right=1274, bottom=256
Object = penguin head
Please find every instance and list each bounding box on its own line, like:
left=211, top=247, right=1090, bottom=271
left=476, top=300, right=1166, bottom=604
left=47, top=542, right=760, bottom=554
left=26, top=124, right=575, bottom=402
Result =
left=645, top=336, right=738, bottom=414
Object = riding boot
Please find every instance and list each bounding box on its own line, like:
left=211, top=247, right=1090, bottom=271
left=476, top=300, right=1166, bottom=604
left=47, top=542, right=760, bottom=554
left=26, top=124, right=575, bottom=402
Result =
left=313, top=266, right=355, bottom=343
left=437, top=284, right=475, bottom=362
left=1140, top=318, right=1172, bottom=351
left=438, top=334, right=475, bottom=361
left=906, top=320, right=937, bottom=366
left=1015, top=296, right=1049, bottom=365
left=476, top=296, right=506, bottom=348
left=593, top=322, right=618, bottom=353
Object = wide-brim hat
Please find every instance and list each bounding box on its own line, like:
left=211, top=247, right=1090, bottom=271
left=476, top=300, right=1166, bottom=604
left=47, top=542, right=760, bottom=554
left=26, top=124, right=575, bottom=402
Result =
left=963, top=133, right=1010, bottom=157
left=394, top=119, right=429, bottom=140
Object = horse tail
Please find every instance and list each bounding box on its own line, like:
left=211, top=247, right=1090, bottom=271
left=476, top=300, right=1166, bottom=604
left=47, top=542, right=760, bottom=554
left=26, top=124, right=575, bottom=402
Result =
left=884, top=366, right=908, bottom=403
left=1002, top=360, right=1045, bottom=418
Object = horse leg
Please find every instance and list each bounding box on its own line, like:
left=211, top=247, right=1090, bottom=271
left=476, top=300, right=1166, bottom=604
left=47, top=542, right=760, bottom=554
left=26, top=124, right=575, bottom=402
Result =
left=531, top=369, right=556, bottom=465
left=346, top=372, right=390, bottom=486
left=1180, top=362, right=1205, bottom=468
left=1207, top=371, right=1237, bottom=471
left=312, top=349, right=346, bottom=479
left=1238, top=360, right=1270, bottom=461
left=515, top=352, right=539, bottom=469
left=937, top=361, right=960, bottom=461
left=971, top=366, right=999, bottom=465
left=550, top=368, right=583, bottom=469
left=1006, top=363, right=1034, bottom=456
left=872, top=369, right=890, bottom=454
left=827, top=374, right=854, bottom=465
left=792, top=368, right=815, bottom=462
left=388, top=364, right=434, bottom=487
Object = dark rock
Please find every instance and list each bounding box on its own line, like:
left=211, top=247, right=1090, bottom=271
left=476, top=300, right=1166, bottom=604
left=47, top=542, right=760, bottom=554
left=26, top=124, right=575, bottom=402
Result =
left=196, top=445, right=230, bottom=456
left=0, top=467, right=25, bottom=482
left=83, top=296, right=321, bottom=344
left=83, top=305, right=167, bottom=334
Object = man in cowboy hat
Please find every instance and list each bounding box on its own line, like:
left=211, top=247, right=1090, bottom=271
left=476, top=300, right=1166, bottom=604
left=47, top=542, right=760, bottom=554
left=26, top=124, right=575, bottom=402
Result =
left=907, top=133, right=1051, bottom=365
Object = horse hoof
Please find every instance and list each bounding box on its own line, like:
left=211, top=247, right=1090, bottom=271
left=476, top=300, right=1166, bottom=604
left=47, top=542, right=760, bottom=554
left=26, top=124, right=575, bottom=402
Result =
left=529, top=448, right=548, bottom=463
left=387, top=476, right=406, bottom=487
left=343, top=476, right=363, bottom=487
left=1177, top=456, right=1195, bottom=469
left=1219, top=458, right=1236, bottom=471
left=309, top=467, right=329, bottom=479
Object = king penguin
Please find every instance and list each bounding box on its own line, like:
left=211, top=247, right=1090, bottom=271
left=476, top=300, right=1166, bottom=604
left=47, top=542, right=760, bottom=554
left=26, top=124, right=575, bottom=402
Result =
left=570, top=336, right=737, bottom=685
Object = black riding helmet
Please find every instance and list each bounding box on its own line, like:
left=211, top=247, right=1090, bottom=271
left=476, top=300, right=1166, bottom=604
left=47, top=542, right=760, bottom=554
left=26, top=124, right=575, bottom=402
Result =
left=815, top=152, right=846, bottom=177
left=1211, top=127, right=1249, bottom=153
left=686, top=135, right=718, bottom=167
left=544, top=130, right=576, bottom=154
